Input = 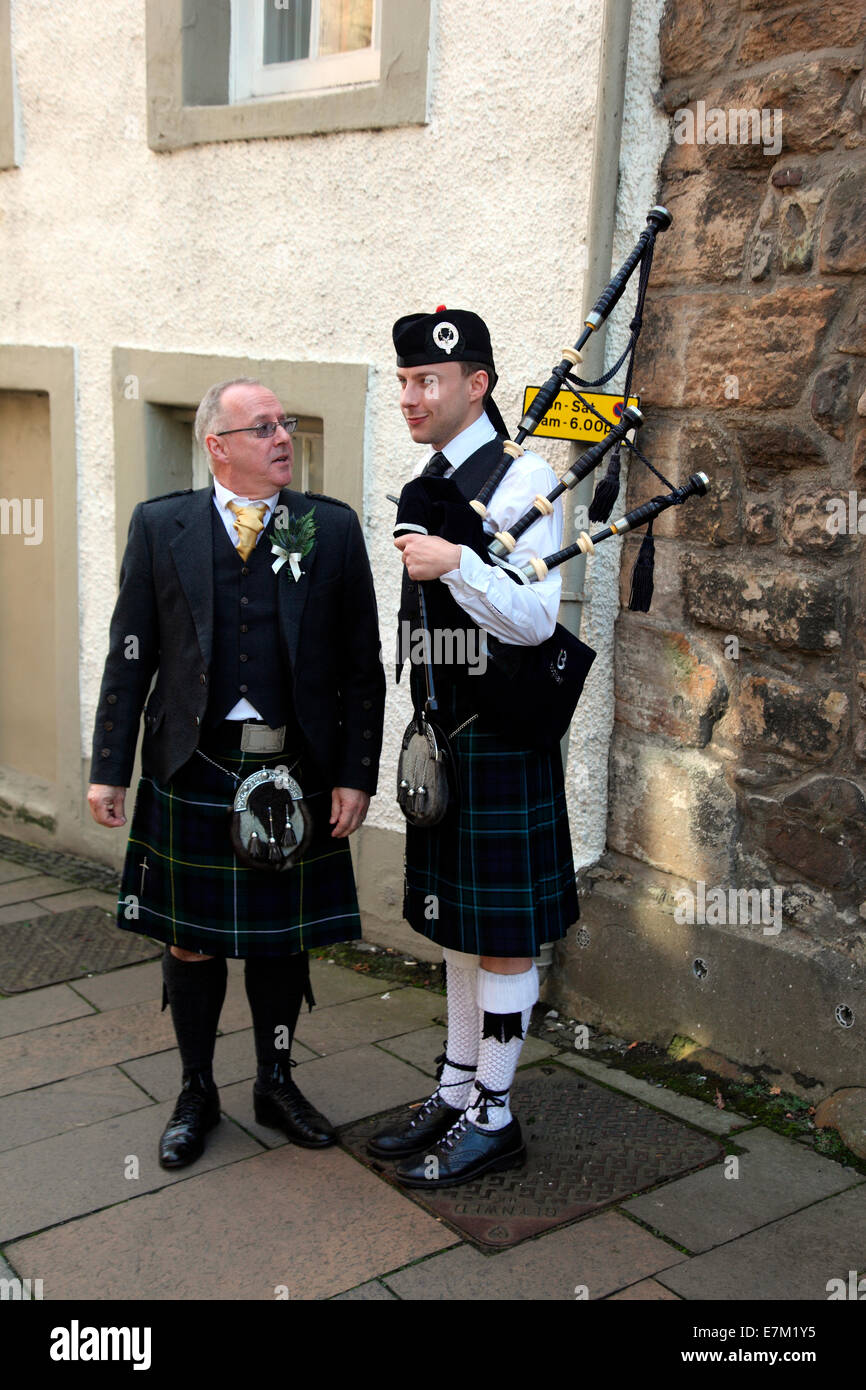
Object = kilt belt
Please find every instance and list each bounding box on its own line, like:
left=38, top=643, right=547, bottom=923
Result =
left=117, top=721, right=362, bottom=958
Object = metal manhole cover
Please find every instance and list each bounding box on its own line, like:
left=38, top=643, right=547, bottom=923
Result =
left=0, top=907, right=161, bottom=992
left=341, top=1064, right=724, bottom=1249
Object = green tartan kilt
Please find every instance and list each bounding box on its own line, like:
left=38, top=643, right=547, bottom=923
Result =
left=117, top=733, right=361, bottom=958
left=403, top=690, right=579, bottom=958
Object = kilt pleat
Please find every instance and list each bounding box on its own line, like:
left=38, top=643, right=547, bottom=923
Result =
left=117, top=737, right=361, bottom=957
left=403, top=691, right=579, bottom=957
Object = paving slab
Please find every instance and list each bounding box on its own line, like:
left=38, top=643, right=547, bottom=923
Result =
left=331, top=1279, right=399, bottom=1300
left=0, top=982, right=96, bottom=1038
left=0, top=860, right=40, bottom=885
left=0, top=902, right=51, bottom=925
left=623, top=1126, right=863, bottom=1252
left=0, top=876, right=78, bottom=908
left=607, top=1278, right=681, bottom=1300
left=378, top=1023, right=558, bottom=1077
left=221, top=1042, right=431, bottom=1143
left=70, top=959, right=164, bottom=1010
left=0, top=1103, right=262, bottom=1242
left=34, top=889, right=119, bottom=914
left=382, top=1209, right=686, bottom=1300
left=308, top=958, right=396, bottom=1006
left=294, top=986, right=445, bottom=1056
left=0, top=999, right=178, bottom=1096
left=0, top=1066, right=152, bottom=1153
left=119, top=1028, right=318, bottom=1101
left=5, top=1144, right=459, bottom=1300
left=560, top=1053, right=747, bottom=1135
left=655, top=1184, right=866, bottom=1301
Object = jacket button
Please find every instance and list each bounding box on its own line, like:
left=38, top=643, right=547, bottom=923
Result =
left=194, top=715, right=200, bottom=726
left=362, top=699, right=372, bottom=709
left=239, top=653, right=248, bottom=663
left=200, top=674, right=207, bottom=685
left=107, top=694, right=117, bottom=705
left=361, top=756, right=371, bottom=767
left=104, top=721, right=113, bottom=731
left=241, top=596, right=249, bottom=606
left=101, top=748, right=110, bottom=758
left=240, top=624, right=248, bottom=634
left=239, top=684, right=248, bottom=694
left=241, top=567, right=250, bottom=576
left=363, top=729, right=372, bottom=739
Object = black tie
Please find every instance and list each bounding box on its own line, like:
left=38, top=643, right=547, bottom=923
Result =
left=422, top=451, right=450, bottom=478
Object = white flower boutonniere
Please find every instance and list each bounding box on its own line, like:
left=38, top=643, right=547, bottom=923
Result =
left=271, top=508, right=316, bottom=582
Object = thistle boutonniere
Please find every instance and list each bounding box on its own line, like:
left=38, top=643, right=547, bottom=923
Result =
left=271, top=508, right=316, bottom=582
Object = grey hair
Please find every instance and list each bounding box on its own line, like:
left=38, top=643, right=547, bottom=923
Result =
left=194, top=377, right=263, bottom=449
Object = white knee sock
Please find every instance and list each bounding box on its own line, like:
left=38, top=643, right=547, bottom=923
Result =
left=434, top=948, right=481, bottom=1111
left=467, top=964, right=538, bottom=1131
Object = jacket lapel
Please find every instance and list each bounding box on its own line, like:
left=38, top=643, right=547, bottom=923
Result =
left=273, top=490, right=317, bottom=674
left=169, top=489, right=215, bottom=667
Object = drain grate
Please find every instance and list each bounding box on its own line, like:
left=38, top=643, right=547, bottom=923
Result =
left=341, top=1063, right=724, bottom=1249
left=0, top=907, right=160, bottom=992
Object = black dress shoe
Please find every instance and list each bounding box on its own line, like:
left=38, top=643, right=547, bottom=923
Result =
left=159, top=1073, right=220, bottom=1170
left=253, top=1065, right=337, bottom=1148
left=394, top=1115, right=525, bottom=1188
left=367, top=1092, right=463, bottom=1160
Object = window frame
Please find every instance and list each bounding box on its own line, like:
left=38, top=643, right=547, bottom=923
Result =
left=146, top=0, right=430, bottom=151
left=231, top=0, right=382, bottom=102
left=0, top=0, right=17, bottom=170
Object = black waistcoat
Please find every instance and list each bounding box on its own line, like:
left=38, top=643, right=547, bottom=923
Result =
left=395, top=437, right=509, bottom=710
left=205, top=506, right=297, bottom=730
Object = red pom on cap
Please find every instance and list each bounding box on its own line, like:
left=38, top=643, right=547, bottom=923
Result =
left=435, top=304, right=447, bottom=312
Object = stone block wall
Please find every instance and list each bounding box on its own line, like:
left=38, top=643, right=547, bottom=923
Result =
left=550, top=0, right=866, bottom=1094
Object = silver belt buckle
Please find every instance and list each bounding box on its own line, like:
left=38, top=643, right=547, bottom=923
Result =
left=239, top=722, right=286, bottom=754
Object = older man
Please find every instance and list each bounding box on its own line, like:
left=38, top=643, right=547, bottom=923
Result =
left=88, top=378, right=384, bottom=1168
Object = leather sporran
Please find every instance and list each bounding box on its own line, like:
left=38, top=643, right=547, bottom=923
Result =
left=230, top=765, right=313, bottom=870
left=396, top=715, right=453, bottom=828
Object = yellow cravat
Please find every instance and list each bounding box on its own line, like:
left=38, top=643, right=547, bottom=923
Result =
left=227, top=501, right=267, bottom=561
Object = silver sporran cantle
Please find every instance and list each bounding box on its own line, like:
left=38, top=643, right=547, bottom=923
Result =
left=231, top=765, right=313, bottom=870
left=396, top=715, right=453, bottom=828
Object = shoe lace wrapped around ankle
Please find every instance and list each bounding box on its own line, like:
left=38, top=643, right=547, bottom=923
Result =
left=469, top=1080, right=509, bottom=1126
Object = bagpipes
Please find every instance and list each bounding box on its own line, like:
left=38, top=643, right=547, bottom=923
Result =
left=393, top=206, right=712, bottom=804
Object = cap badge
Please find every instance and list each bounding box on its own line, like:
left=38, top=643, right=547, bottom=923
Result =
left=432, top=321, right=459, bottom=355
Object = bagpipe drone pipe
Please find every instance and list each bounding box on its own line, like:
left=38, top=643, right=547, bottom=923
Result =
left=393, top=206, right=712, bottom=750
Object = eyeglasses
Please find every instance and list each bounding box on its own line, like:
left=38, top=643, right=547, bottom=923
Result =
left=216, top=416, right=298, bottom=440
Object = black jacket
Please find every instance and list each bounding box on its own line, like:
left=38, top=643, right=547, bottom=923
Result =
left=89, top=486, right=385, bottom=794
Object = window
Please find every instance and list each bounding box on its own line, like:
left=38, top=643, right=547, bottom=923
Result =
left=146, top=0, right=430, bottom=150
left=231, top=0, right=381, bottom=101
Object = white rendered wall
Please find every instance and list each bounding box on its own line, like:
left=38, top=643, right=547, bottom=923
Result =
left=0, top=0, right=664, bottom=864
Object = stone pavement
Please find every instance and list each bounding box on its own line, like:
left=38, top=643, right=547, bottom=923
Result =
left=0, top=853, right=864, bottom=1305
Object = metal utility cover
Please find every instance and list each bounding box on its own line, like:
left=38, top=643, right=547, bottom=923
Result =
left=342, top=1063, right=724, bottom=1249
left=0, top=908, right=160, bottom=992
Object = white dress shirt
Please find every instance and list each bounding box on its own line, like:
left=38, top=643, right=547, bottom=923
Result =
left=413, top=412, right=564, bottom=646
left=212, top=479, right=281, bottom=721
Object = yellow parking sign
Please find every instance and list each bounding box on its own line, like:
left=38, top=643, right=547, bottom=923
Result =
left=521, top=387, right=640, bottom=442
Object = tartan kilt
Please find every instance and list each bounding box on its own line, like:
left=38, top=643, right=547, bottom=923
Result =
left=403, top=688, right=579, bottom=958
left=117, top=730, right=361, bottom=958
